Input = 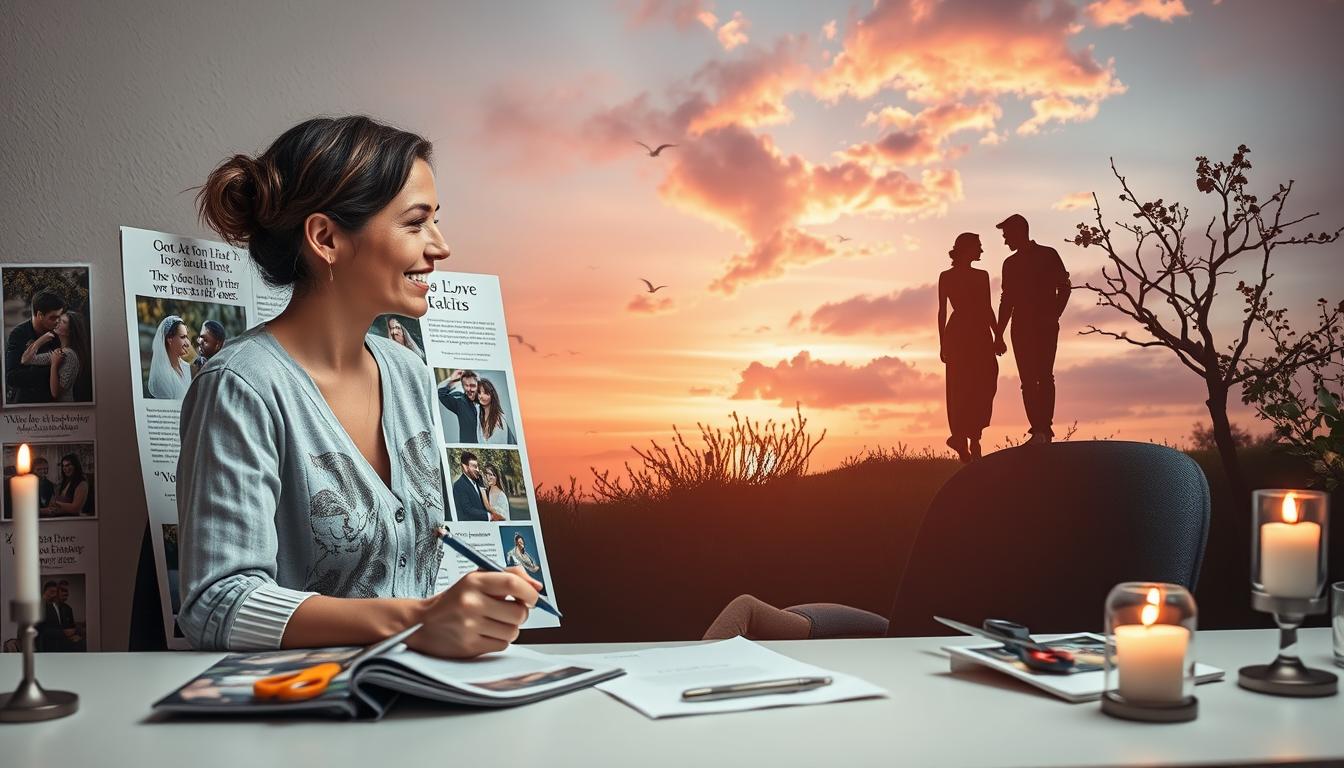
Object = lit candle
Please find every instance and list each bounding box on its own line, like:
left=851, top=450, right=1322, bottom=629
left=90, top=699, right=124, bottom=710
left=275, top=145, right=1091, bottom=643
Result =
left=10, top=444, right=41, bottom=604
left=1114, top=587, right=1190, bottom=703
left=1260, top=493, right=1321, bottom=598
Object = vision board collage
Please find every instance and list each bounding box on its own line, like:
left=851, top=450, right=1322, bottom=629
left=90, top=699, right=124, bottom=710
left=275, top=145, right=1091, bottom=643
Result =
left=412, top=272, right=558, bottom=629
left=120, top=227, right=559, bottom=646
left=1, top=263, right=101, bottom=652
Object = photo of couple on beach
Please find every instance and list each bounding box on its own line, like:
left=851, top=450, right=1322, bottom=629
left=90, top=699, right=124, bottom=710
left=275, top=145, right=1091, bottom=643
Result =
left=937, top=214, right=1071, bottom=462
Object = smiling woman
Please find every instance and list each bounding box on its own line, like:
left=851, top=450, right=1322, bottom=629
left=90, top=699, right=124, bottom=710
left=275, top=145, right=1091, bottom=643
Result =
left=179, top=115, right=544, bottom=659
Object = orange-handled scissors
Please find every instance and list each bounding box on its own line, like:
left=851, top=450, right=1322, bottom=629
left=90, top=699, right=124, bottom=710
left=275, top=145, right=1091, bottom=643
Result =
left=253, top=622, right=423, bottom=702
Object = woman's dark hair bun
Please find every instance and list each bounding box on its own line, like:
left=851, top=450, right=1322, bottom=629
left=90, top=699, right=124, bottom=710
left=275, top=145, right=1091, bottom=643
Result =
left=197, top=154, right=281, bottom=247
left=195, top=115, right=432, bottom=288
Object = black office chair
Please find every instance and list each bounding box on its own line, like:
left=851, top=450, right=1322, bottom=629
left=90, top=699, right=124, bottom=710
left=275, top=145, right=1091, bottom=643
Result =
left=764, top=441, right=1210, bottom=639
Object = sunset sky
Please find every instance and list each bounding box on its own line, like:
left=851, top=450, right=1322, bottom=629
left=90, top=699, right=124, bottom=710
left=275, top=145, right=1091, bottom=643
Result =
left=410, top=0, right=1344, bottom=486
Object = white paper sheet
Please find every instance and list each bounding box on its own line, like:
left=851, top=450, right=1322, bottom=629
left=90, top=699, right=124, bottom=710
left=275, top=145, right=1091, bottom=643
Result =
left=570, top=636, right=887, bottom=718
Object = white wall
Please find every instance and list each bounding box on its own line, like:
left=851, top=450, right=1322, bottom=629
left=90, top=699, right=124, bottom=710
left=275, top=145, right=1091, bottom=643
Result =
left=1, top=0, right=491, bottom=649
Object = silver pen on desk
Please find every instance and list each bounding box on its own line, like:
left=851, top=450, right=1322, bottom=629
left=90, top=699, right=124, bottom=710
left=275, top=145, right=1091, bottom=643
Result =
left=681, top=676, right=833, bottom=702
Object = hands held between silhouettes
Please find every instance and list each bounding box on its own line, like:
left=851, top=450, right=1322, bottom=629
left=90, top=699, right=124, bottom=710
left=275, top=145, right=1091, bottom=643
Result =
left=994, top=338, right=1007, bottom=356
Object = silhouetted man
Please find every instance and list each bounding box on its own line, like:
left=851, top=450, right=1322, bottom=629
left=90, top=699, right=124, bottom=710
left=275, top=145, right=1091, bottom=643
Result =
left=995, top=214, right=1070, bottom=444
left=452, top=451, right=490, bottom=521
left=4, top=290, right=66, bottom=404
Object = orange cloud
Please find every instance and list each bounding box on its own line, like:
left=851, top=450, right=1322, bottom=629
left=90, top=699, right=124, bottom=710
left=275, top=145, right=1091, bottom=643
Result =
left=1084, top=0, right=1189, bottom=27
left=807, top=284, right=937, bottom=335
left=842, top=101, right=1002, bottom=167
left=1018, top=95, right=1100, bottom=135
left=627, top=293, right=675, bottom=314
left=817, top=0, right=1125, bottom=136
left=686, top=36, right=813, bottom=134
left=822, top=19, right=838, bottom=40
left=732, top=350, right=941, bottom=407
left=1052, top=191, right=1096, bottom=210
left=717, top=11, right=749, bottom=51
left=658, top=125, right=962, bottom=292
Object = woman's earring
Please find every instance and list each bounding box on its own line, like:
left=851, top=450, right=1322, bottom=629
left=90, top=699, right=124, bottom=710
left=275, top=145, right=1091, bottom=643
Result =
left=327, top=260, right=334, bottom=283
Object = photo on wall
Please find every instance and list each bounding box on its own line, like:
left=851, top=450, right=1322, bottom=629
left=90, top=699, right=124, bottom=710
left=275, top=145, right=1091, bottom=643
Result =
left=434, top=368, right=517, bottom=446
left=370, top=314, right=425, bottom=362
left=34, top=573, right=87, bottom=653
left=2, top=441, right=96, bottom=520
left=2, top=264, right=94, bottom=407
left=446, top=447, right=531, bottom=522
left=134, top=295, right=249, bottom=400
left=498, top=525, right=546, bottom=595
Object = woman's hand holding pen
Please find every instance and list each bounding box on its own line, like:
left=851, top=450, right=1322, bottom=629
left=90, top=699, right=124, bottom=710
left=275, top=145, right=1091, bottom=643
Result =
left=406, top=566, right=543, bottom=658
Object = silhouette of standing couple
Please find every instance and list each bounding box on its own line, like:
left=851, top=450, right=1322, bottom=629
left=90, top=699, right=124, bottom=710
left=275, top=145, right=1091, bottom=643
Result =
left=937, top=214, right=1070, bottom=462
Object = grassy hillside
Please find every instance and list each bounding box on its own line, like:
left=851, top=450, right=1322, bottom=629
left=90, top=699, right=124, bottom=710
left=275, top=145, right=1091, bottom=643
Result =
left=525, top=446, right=1338, bottom=644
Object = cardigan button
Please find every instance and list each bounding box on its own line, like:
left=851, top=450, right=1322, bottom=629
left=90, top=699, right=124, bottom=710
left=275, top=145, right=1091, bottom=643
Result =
left=394, top=507, right=406, bottom=523
left=398, top=555, right=408, bottom=568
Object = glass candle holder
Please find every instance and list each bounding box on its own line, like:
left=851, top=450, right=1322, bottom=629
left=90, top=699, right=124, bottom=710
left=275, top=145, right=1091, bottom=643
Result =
left=1238, top=488, right=1337, bottom=697
left=1250, top=489, right=1328, bottom=600
left=1101, top=582, right=1198, bottom=722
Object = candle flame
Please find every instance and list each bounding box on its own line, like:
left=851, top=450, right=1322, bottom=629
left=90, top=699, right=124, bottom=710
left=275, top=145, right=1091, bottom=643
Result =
left=1282, top=493, right=1299, bottom=524
left=16, top=444, right=30, bottom=475
left=1141, top=586, right=1161, bottom=626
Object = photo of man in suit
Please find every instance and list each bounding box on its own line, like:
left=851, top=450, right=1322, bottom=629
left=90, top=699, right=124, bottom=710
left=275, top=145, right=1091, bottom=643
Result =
left=4, top=290, right=66, bottom=405
left=452, top=451, right=490, bottom=522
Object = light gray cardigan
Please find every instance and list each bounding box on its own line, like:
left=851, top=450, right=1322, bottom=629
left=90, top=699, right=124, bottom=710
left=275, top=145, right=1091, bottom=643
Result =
left=177, top=325, right=446, bottom=650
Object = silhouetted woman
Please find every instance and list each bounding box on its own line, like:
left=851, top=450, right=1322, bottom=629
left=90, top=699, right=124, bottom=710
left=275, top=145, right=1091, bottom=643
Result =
left=937, top=232, right=1000, bottom=462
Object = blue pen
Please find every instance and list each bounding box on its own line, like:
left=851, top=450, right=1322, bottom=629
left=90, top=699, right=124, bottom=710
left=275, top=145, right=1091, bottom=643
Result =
left=439, top=532, right=563, bottom=619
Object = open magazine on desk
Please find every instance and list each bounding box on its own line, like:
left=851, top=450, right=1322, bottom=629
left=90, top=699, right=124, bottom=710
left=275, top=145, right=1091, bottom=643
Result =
left=153, top=642, right=623, bottom=720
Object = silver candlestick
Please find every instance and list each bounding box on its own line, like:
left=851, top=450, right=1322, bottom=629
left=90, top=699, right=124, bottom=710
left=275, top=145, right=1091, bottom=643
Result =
left=0, top=600, right=79, bottom=722
left=1237, top=592, right=1338, bottom=697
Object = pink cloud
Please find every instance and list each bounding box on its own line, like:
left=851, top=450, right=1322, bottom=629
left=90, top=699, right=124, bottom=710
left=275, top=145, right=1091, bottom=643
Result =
left=732, top=350, right=941, bottom=407
left=659, top=125, right=962, bottom=292
left=817, top=0, right=1126, bottom=136
left=1052, top=352, right=1207, bottom=421
left=627, top=293, right=675, bottom=314
left=717, top=11, right=750, bottom=51
left=1018, top=95, right=1100, bottom=135
left=686, top=36, right=814, bottom=134
left=842, top=101, right=1002, bottom=167
left=822, top=19, right=838, bottom=40
left=807, top=284, right=937, bottom=335
left=1084, top=0, right=1190, bottom=28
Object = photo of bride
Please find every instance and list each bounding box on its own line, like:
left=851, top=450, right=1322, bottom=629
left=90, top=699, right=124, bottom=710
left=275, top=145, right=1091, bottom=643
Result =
left=135, top=296, right=248, bottom=400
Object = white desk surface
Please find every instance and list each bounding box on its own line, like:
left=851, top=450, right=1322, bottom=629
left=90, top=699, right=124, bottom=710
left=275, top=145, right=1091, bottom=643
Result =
left=1, top=628, right=1341, bottom=768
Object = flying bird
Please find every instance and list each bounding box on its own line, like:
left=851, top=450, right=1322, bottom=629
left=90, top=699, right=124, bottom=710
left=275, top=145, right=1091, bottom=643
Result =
left=636, top=141, right=677, bottom=157
left=508, top=334, right=538, bottom=353
left=835, top=235, right=852, bottom=243
left=640, top=279, right=668, bottom=293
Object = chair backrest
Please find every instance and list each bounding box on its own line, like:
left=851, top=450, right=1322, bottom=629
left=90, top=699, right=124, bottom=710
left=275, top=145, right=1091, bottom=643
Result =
left=886, top=441, right=1209, bottom=637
